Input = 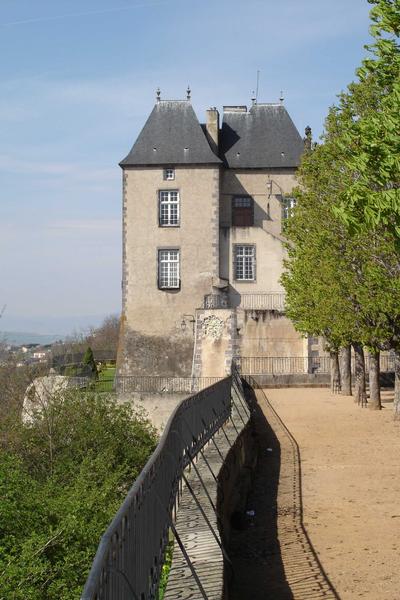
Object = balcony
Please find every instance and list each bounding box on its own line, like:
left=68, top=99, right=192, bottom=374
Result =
left=203, top=293, right=229, bottom=309
left=239, top=292, right=286, bottom=311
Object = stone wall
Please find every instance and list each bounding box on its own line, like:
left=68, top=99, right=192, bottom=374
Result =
left=192, top=308, right=238, bottom=378
left=122, top=165, right=220, bottom=337
left=237, top=309, right=307, bottom=358
left=117, top=319, right=194, bottom=377
left=220, top=168, right=297, bottom=295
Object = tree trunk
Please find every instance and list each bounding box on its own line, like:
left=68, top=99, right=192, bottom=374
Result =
left=353, top=343, right=367, bottom=406
left=330, top=351, right=341, bottom=393
left=368, top=350, right=381, bottom=410
left=394, top=350, right=400, bottom=420
left=339, top=346, right=352, bottom=395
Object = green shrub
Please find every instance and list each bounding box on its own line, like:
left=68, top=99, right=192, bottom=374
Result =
left=0, top=391, right=157, bottom=600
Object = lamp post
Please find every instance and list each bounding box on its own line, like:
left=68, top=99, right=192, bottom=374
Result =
left=181, top=314, right=195, bottom=335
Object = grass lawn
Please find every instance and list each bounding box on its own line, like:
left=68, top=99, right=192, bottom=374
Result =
left=98, top=365, right=116, bottom=380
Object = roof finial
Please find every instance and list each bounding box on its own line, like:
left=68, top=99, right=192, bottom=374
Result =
left=251, top=91, right=256, bottom=106
left=186, top=85, right=191, bottom=100
left=279, top=90, right=284, bottom=104
left=156, top=87, right=161, bottom=102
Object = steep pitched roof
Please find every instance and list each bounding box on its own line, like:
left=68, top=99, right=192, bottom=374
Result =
left=120, top=100, right=221, bottom=166
left=220, top=104, right=304, bottom=169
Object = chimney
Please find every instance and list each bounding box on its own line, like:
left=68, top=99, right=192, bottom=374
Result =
left=206, top=107, right=219, bottom=154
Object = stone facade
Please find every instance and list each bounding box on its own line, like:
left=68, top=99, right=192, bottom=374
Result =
left=117, top=97, right=308, bottom=378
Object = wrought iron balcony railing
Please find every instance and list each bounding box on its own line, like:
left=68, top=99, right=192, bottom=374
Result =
left=203, top=293, right=229, bottom=309
left=239, top=292, right=286, bottom=311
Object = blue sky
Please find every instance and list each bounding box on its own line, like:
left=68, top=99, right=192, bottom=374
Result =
left=0, top=0, right=372, bottom=334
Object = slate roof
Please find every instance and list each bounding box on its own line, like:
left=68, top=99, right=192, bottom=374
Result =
left=220, top=104, right=304, bottom=169
left=120, top=100, right=221, bottom=166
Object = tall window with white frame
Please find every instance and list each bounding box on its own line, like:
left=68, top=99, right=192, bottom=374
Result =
left=159, top=190, right=180, bottom=226
left=234, top=245, right=256, bottom=281
left=282, top=197, right=296, bottom=221
left=158, top=249, right=180, bottom=289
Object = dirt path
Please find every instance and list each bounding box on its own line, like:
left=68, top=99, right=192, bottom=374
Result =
left=267, top=387, right=400, bottom=600
left=228, top=386, right=338, bottom=599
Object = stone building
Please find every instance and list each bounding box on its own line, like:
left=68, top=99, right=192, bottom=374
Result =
left=116, top=91, right=311, bottom=379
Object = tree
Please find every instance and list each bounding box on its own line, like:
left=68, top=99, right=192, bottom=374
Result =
left=282, top=124, right=399, bottom=408
left=333, top=0, right=400, bottom=238
left=82, top=346, right=98, bottom=379
left=282, top=0, right=400, bottom=413
left=0, top=390, right=157, bottom=600
left=85, top=314, right=120, bottom=357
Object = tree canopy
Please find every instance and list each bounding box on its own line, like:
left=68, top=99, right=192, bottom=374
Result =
left=0, top=391, right=157, bottom=600
left=281, top=0, right=400, bottom=412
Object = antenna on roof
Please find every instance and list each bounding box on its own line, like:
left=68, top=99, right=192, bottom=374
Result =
left=186, top=85, right=191, bottom=100
left=255, top=69, right=260, bottom=103
left=279, top=90, right=284, bottom=104
left=156, top=87, right=161, bottom=102
left=251, top=91, right=256, bottom=106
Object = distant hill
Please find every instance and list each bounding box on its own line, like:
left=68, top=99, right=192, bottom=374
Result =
left=0, top=331, right=64, bottom=346
left=0, top=313, right=114, bottom=337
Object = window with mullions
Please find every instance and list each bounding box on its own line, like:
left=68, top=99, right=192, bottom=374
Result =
left=234, top=245, right=256, bottom=281
left=232, top=196, right=254, bottom=226
left=158, top=249, right=180, bottom=289
left=159, top=190, right=180, bottom=226
left=282, top=197, right=296, bottom=221
left=164, top=168, right=175, bottom=180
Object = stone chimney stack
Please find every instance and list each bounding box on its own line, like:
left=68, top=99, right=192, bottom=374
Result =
left=206, top=107, right=219, bottom=154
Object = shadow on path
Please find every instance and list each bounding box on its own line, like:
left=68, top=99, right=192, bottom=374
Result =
left=227, top=383, right=340, bottom=600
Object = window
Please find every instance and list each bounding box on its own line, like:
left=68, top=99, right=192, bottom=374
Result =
left=164, top=168, right=175, bottom=180
left=282, top=196, right=296, bottom=221
left=159, top=190, right=180, bottom=226
left=232, top=196, right=254, bottom=226
left=234, top=245, right=256, bottom=281
left=158, top=249, right=180, bottom=289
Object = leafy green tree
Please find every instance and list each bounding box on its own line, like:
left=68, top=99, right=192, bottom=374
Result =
left=82, top=346, right=98, bottom=379
left=282, top=126, right=399, bottom=408
left=282, top=0, right=400, bottom=413
left=333, top=0, right=400, bottom=237
left=0, top=390, right=157, bottom=599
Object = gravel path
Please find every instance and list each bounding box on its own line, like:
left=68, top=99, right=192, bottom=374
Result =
left=267, top=387, right=400, bottom=600
left=228, top=387, right=400, bottom=600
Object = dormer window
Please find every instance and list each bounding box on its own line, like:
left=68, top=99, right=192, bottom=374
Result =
left=232, top=196, right=254, bottom=226
left=164, top=168, right=175, bottom=181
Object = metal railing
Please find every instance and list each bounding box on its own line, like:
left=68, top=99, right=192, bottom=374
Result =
left=203, top=293, right=229, bottom=309
left=364, top=354, right=395, bottom=373
left=239, top=292, right=286, bottom=311
left=239, top=354, right=396, bottom=375
left=239, top=356, right=330, bottom=375
left=81, top=376, right=233, bottom=600
left=115, top=375, right=223, bottom=394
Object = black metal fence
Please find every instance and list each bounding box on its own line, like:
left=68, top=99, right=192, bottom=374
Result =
left=239, top=354, right=395, bottom=375
left=239, top=356, right=331, bottom=375
left=80, top=376, right=234, bottom=600
left=115, top=375, right=223, bottom=394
